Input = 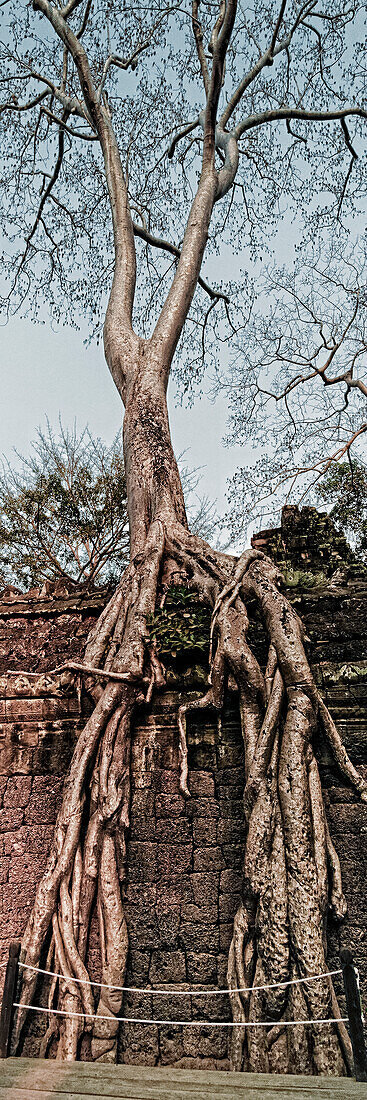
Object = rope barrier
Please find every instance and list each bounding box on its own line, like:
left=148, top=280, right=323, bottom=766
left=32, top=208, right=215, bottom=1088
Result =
left=13, top=1002, right=348, bottom=1029
left=18, top=960, right=343, bottom=997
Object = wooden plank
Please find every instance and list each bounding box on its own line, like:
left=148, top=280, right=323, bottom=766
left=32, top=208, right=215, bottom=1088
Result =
left=0, top=1088, right=366, bottom=1100
left=1, top=1061, right=367, bottom=1100
left=1, top=1059, right=362, bottom=1093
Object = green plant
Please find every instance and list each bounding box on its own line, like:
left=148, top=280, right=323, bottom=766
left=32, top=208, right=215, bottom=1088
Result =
left=148, top=586, right=211, bottom=659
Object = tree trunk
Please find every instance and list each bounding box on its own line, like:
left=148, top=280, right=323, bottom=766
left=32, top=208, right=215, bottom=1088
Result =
left=122, top=354, right=187, bottom=555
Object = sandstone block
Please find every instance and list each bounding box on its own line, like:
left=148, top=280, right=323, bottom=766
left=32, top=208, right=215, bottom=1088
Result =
left=149, top=948, right=186, bottom=984
left=193, top=847, right=225, bottom=873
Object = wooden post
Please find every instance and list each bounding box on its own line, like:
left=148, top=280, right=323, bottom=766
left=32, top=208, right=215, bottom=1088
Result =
left=341, top=948, right=367, bottom=1082
left=0, top=941, right=20, bottom=1059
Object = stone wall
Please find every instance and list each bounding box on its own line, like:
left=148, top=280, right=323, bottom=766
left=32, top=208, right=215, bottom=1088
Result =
left=0, top=508, right=366, bottom=1068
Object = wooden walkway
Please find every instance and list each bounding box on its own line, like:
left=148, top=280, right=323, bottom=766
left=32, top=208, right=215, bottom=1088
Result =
left=0, top=1059, right=366, bottom=1099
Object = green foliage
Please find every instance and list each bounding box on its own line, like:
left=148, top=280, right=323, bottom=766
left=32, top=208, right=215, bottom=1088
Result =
left=0, top=422, right=129, bottom=591
left=148, top=586, right=211, bottom=661
left=315, top=460, right=367, bottom=560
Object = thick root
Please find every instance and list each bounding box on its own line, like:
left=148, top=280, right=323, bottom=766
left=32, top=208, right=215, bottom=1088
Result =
left=12, top=527, right=365, bottom=1074
left=184, top=549, right=365, bottom=1076
left=13, top=522, right=166, bottom=1061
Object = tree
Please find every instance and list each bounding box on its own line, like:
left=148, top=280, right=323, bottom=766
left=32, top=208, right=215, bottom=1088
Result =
left=223, top=237, right=367, bottom=539
left=0, top=423, right=129, bottom=590
left=1, top=0, right=367, bottom=1075
left=315, top=458, right=367, bottom=559
left=0, top=424, right=221, bottom=591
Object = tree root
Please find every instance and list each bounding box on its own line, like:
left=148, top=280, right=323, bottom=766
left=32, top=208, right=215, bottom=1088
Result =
left=176, top=546, right=365, bottom=1076
left=11, top=523, right=366, bottom=1073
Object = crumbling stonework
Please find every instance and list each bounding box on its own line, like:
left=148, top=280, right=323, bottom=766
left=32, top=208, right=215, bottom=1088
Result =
left=0, top=508, right=366, bottom=1068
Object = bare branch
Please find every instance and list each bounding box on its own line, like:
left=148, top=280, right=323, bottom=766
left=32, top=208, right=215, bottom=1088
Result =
left=132, top=220, right=229, bottom=303
left=0, top=89, right=49, bottom=115
left=12, top=108, right=70, bottom=286
left=221, top=0, right=317, bottom=128
left=41, top=106, right=98, bottom=140
left=192, top=0, right=209, bottom=94
left=235, top=103, right=367, bottom=139
left=33, top=0, right=137, bottom=340
left=150, top=0, right=237, bottom=374
left=268, top=0, right=287, bottom=59
left=167, top=118, right=200, bottom=159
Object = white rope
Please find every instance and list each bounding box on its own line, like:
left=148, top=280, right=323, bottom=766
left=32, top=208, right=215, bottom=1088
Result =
left=14, top=1003, right=348, bottom=1029
left=18, top=961, right=343, bottom=997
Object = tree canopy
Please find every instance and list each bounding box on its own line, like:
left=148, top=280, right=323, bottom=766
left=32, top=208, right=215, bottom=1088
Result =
left=1, top=2, right=365, bottom=340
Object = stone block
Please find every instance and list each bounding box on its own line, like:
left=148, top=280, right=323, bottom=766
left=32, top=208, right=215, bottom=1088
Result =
left=182, top=1025, right=227, bottom=1059
left=155, top=794, right=185, bottom=819
left=153, top=992, right=191, bottom=1022
left=154, top=769, right=179, bottom=794
left=2, top=827, right=28, bottom=857
left=218, top=819, right=245, bottom=846
left=0, top=857, right=9, bottom=883
left=186, top=953, right=217, bottom=984
left=181, top=902, right=218, bottom=926
left=0, top=744, right=33, bottom=774
left=219, top=892, right=240, bottom=922
left=155, top=818, right=192, bottom=844
left=190, top=872, right=219, bottom=909
left=24, top=776, right=62, bottom=825
left=180, top=922, right=219, bottom=953
left=159, top=1030, right=185, bottom=1064
left=157, top=843, right=193, bottom=878
left=124, top=906, right=160, bottom=951
left=189, top=770, right=215, bottom=796
left=125, top=951, right=151, bottom=985
left=217, top=953, right=230, bottom=985
left=188, top=797, right=219, bottom=820
left=193, top=847, right=225, bottom=873
left=3, top=776, right=32, bottom=809
left=149, top=949, right=186, bottom=984
left=193, top=817, right=217, bottom=846
left=0, top=807, right=23, bottom=833
left=222, top=843, right=243, bottom=870
left=220, top=922, right=234, bottom=952
left=127, top=842, right=157, bottom=883
left=191, top=991, right=231, bottom=1021
left=5, top=698, right=43, bottom=721
left=8, top=850, right=49, bottom=884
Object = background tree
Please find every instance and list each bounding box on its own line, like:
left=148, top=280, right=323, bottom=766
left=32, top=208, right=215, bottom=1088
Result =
left=223, top=237, right=367, bottom=539
left=0, top=423, right=129, bottom=590
left=0, top=424, right=221, bottom=592
left=315, top=458, right=367, bottom=561
left=1, top=0, right=367, bottom=1076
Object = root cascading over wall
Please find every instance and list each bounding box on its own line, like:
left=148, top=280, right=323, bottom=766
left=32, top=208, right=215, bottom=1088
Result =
left=11, top=520, right=367, bottom=1075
